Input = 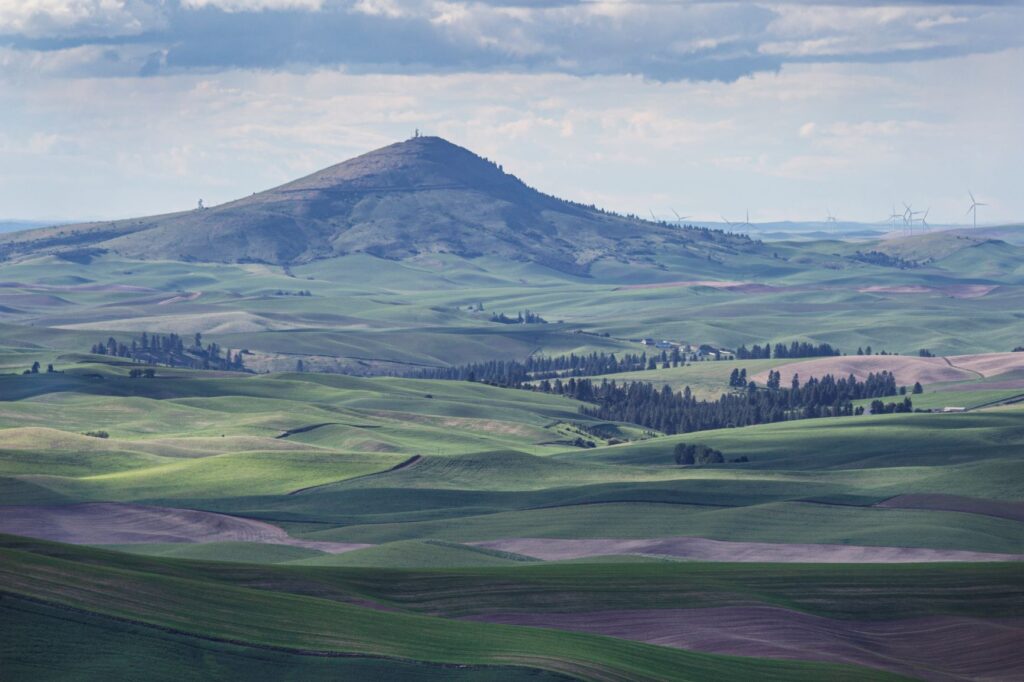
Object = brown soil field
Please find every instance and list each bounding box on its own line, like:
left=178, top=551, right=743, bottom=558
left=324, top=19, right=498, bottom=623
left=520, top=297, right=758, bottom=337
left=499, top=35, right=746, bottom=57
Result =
left=877, top=494, right=1024, bottom=523
left=858, top=284, right=997, bottom=299
left=471, top=537, right=1024, bottom=563
left=751, top=355, right=973, bottom=386
left=467, top=606, right=1024, bottom=682
left=947, top=352, right=1024, bottom=377
left=615, top=280, right=779, bottom=294
left=752, top=352, right=1024, bottom=388
left=0, top=502, right=370, bottom=554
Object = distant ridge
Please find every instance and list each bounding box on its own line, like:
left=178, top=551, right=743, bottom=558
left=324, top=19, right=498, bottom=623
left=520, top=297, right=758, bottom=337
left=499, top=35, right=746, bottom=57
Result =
left=0, top=136, right=757, bottom=275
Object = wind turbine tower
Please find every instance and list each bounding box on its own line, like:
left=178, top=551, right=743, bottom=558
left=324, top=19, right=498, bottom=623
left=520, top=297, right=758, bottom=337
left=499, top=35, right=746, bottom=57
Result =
left=671, top=209, right=691, bottom=224
left=888, top=205, right=902, bottom=232
left=966, top=191, right=987, bottom=229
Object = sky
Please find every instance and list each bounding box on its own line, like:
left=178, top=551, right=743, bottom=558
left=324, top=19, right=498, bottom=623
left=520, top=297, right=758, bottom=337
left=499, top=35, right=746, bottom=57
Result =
left=1, top=1, right=1021, bottom=225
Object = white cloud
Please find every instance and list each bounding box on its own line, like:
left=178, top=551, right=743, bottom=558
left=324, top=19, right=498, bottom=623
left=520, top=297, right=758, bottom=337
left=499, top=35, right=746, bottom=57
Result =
left=0, top=22, right=1021, bottom=225
left=181, top=0, right=324, bottom=10
left=0, top=0, right=164, bottom=37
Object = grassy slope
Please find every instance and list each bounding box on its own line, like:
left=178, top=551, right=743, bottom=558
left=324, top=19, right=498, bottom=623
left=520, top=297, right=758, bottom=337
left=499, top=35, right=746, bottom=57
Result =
left=3, top=599, right=574, bottom=682
left=2, top=367, right=1021, bottom=553
left=4, top=535, right=1020, bottom=622
left=0, top=541, right=903, bottom=682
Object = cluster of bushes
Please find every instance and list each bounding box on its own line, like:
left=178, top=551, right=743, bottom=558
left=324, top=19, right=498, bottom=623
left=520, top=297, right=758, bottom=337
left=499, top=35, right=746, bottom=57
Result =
left=83, top=431, right=109, bottom=439
left=673, top=443, right=724, bottom=465
left=128, top=368, right=156, bottom=378
left=870, top=398, right=914, bottom=414
left=851, top=250, right=919, bottom=269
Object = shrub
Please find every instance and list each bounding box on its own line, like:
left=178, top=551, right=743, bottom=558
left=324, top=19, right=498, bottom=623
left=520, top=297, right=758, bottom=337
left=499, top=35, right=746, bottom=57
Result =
left=673, top=443, right=724, bottom=465
left=84, top=431, right=109, bottom=439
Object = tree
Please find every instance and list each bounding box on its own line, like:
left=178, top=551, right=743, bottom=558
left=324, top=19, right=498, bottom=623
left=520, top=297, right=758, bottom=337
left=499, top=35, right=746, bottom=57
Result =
left=912, top=382, right=923, bottom=394
left=46, top=364, right=55, bottom=373
left=674, top=443, right=724, bottom=465
left=674, top=443, right=695, bottom=465
left=296, top=359, right=305, bottom=372
left=30, top=361, right=40, bottom=374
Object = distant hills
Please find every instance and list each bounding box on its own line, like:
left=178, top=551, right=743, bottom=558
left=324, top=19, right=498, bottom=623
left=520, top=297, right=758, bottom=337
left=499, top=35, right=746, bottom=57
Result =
left=0, top=137, right=760, bottom=276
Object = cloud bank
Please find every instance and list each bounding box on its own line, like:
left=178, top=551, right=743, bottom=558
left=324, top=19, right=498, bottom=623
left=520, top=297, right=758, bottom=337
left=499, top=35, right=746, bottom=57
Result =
left=2, top=1, right=1021, bottom=82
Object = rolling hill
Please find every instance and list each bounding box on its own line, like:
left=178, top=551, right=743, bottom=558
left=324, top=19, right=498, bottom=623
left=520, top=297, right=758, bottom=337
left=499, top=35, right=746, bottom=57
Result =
left=0, top=137, right=760, bottom=276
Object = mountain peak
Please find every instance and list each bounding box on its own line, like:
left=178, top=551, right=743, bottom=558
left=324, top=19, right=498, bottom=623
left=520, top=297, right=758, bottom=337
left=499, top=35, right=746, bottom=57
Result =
left=0, top=137, right=758, bottom=274
left=266, top=135, right=518, bottom=198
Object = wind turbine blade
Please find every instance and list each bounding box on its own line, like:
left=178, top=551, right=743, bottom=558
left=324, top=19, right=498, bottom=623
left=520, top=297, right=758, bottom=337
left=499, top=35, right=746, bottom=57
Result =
left=969, top=190, right=976, bottom=203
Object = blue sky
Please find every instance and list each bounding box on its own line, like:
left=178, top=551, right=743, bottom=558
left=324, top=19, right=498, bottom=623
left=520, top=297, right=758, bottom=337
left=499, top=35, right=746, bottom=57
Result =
left=1, top=0, right=1021, bottom=224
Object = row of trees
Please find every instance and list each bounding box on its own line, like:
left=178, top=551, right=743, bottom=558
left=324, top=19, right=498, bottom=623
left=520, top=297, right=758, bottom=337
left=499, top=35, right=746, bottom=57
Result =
left=89, top=332, right=247, bottom=372
left=414, top=351, right=659, bottom=383
left=490, top=310, right=548, bottom=324
left=732, top=341, right=841, bottom=359
left=536, top=371, right=901, bottom=435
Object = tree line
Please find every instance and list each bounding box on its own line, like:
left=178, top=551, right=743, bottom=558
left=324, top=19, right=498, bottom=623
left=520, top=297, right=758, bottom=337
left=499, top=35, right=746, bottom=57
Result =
left=413, top=351, right=658, bottom=383
left=89, top=332, right=247, bottom=372
left=490, top=309, right=548, bottom=324
left=540, top=371, right=902, bottom=435
left=735, top=341, right=841, bottom=359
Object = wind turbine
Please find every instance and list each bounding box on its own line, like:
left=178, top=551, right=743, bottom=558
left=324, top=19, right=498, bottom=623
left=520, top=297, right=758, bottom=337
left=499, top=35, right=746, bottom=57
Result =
left=920, top=208, right=930, bottom=232
left=888, top=204, right=903, bottom=232
left=903, top=203, right=923, bottom=236
left=825, top=209, right=837, bottom=231
left=721, top=210, right=752, bottom=230
left=649, top=209, right=658, bottom=222
left=966, top=191, right=987, bottom=229
left=671, top=209, right=692, bottom=223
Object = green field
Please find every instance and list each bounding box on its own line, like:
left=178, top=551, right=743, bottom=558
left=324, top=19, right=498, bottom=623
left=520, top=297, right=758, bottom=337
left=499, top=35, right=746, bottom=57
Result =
left=3, top=235, right=1024, bottom=680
